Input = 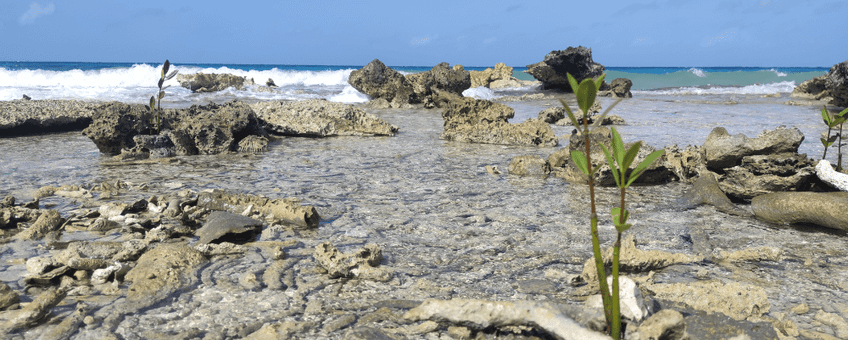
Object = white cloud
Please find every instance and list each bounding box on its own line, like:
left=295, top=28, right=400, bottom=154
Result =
left=410, top=37, right=432, bottom=46
left=19, top=3, right=55, bottom=25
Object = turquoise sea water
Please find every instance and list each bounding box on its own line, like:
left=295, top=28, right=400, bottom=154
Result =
left=0, top=61, right=830, bottom=103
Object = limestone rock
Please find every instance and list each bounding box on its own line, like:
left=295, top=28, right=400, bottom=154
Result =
left=82, top=102, right=176, bottom=155
left=175, top=100, right=265, bottom=155
left=195, top=211, right=263, bottom=245
left=313, top=242, right=389, bottom=281
left=0, top=100, right=100, bottom=137
left=825, top=59, right=848, bottom=107
left=440, top=96, right=558, bottom=147
left=348, top=59, right=415, bottom=105
left=637, top=309, right=688, bottom=340
left=525, top=46, right=605, bottom=91
left=508, top=155, right=551, bottom=177
left=176, top=72, right=254, bottom=93
left=791, top=75, right=830, bottom=100
left=598, top=78, right=633, bottom=98
left=2, top=286, right=68, bottom=331
left=582, top=234, right=703, bottom=283
left=718, top=155, right=815, bottom=200
left=539, top=106, right=566, bottom=124
left=403, top=299, right=611, bottom=340
left=196, top=189, right=319, bottom=228
left=0, top=282, right=19, bottom=311
left=251, top=99, right=398, bottom=137
left=680, top=173, right=751, bottom=216
left=406, top=62, right=471, bottom=100
left=816, top=160, right=848, bottom=191
left=13, top=209, right=63, bottom=241
left=703, top=126, right=804, bottom=170
left=644, top=281, right=770, bottom=321
left=751, top=191, right=848, bottom=230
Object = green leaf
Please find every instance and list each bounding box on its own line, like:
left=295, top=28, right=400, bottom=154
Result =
left=590, top=98, right=623, bottom=127
left=571, top=151, right=590, bottom=175
left=822, top=137, right=834, bottom=147
left=615, top=223, right=632, bottom=233
left=594, top=74, right=606, bottom=93
left=611, top=207, right=629, bottom=226
left=623, top=142, right=642, bottom=173
left=162, top=60, right=170, bottom=78
left=834, top=116, right=847, bottom=126
left=576, top=79, right=597, bottom=116
left=559, top=99, right=580, bottom=127
left=839, top=107, right=848, bottom=117
left=601, top=144, right=622, bottom=187
left=158, top=91, right=166, bottom=100
left=627, top=150, right=665, bottom=186
left=611, top=127, right=625, bottom=167
left=567, top=73, right=580, bottom=94
left=823, top=107, right=833, bottom=125
left=149, top=96, right=156, bottom=111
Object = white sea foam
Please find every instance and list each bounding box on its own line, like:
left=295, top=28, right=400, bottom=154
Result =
left=688, top=68, right=707, bottom=78
left=328, top=85, right=370, bottom=103
left=769, top=68, right=788, bottom=77
left=462, top=87, right=500, bottom=100
left=635, top=80, right=797, bottom=96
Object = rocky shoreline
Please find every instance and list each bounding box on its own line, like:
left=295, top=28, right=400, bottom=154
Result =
left=1, top=50, right=848, bottom=339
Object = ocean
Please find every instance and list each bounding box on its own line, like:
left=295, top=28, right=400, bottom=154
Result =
left=0, top=61, right=829, bottom=106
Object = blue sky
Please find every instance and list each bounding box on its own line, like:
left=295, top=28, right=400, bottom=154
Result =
left=2, top=0, right=846, bottom=67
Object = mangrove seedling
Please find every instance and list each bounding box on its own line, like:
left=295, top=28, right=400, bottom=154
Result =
left=149, top=59, right=178, bottom=134
left=820, top=106, right=848, bottom=171
left=560, top=73, right=663, bottom=340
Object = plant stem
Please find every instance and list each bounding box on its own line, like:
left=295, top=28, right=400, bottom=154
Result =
left=611, top=231, right=622, bottom=340
left=838, top=123, right=844, bottom=171
left=824, top=126, right=833, bottom=160
left=583, top=118, right=613, bottom=331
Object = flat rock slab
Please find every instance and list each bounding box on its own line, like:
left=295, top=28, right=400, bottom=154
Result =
left=0, top=99, right=101, bottom=137
left=195, top=211, right=263, bottom=245
left=751, top=191, right=848, bottom=230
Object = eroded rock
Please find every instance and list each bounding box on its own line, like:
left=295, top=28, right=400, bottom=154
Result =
left=645, top=281, right=769, bottom=321
left=582, top=235, right=703, bottom=283
left=251, top=99, right=398, bottom=137
left=196, top=189, right=319, bottom=228
left=751, top=191, right=848, bottom=230
left=313, top=242, right=389, bottom=281
left=440, top=97, right=558, bottom=147
left=348, top=59, right=415, bottom=105
left=508, top=155, right=551, bottom=177
left=703, top=126, right=804, bottom=170
left=195, top=211, right=263, bottom=245
left=177, top=73, right=254, bottom=93
left=525, top=46, right=605, bottom=91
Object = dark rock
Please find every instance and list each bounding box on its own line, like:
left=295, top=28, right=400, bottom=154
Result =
left=266, top=78, right=277, bottom=87
left=343, top=327, right=396, bottom=340
left=703, top=126, right=804, bottom=170
left=0, top=282, right=19, bottom=311
left=251, top=99, right=398, bottom=137
left=22, top=94, right=31, bottom=100
left=826, top=59, right=848, bottom=107
left=525, top=46, right=605, bottom=91
left=538, top=107, right=565, bottom=124
left=718, top=153, right=815, bottom=200
left=508, top=155, right=551, bottom=177
left=82, top=102, right=176, bottom=155
left=348, top=59, right=415, bottom=105
left=127, top=134, right=177, bottom=159
left=598, top=78, right=633, bottom=98
left=406, top=62, right=471, bottom=100
left=0, top=100, right=101, bottom=137
left=176, top=73, right=254, bottom=93
left=791, top=75, right=830, bottom=100
left=176, top=101, right=265, bottom=155
left=195, top=211, right=263, bottom=245
left=752, top=192, right=848, bottom=230
left=440, top=97, right=558, bottom=147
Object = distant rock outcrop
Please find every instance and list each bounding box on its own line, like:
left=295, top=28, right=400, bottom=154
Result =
left=470, top=63, right=533, bottom=89
left=440, top=96, right=558, bottom=147
left=792, top=59, right=848, bottom=107
left=0, top=100, right=101, bottom=137
left=348, top=59, right=416, bottom=106
left=525, top=46, right=605, bottom=91
left=177, top=73, right=255, bottom=93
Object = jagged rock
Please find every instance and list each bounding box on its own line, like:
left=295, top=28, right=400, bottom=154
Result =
left=313, top=242, right=389, bottom=281
left=598, top=78, right=633, bottom=98
left=175, top=101, right=265, bottom=155
left=525, top=46, right=605, bottom=91
left=13, top=209, right=63, bottom=241
left=508, top=155, right=551, bottom=176
left=348, top=59, right=415, bottom=105
left=826, top=59, right=848, bottom=107
left=82, top=102, right=177, bottom=155
left=403, top=299, right=611, bottom=340
left=469, top=63, right=531, bottom=89
left=176, top=73, right=254, bottom=93
left=237, top=135, right=269, bottom=153
left=126, top=134, right=177, bottom=159
left=0, top=100, right=101, bottom=137
left=751, top=192, right=848, bottom=230
left=266, top=78, right=277, bottom=87
left=817, top=160, right=848, bottom=191
left=718, top=153, right=816, bottom=200
left=251, top=99, right=398, bottom=137
left=406, top=62, right=471, bottom=100
left=0, top=282, right=20, bottom=311
left=196, top=189, right=319, bottom=228
left=551, top=127, right=673, bottom=186
left=2, top=286, right=68, bottom=331
left=791, top=75, right=830, bottom=101
left=195, top=211, right=263, bottom=245
left=703, top=126, right=805, bottom=170
left=644, top=281, right=770, bottom=321
left=539, top=107, right=566, bottom=124
left=440, top=97, right=558, bottom=147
